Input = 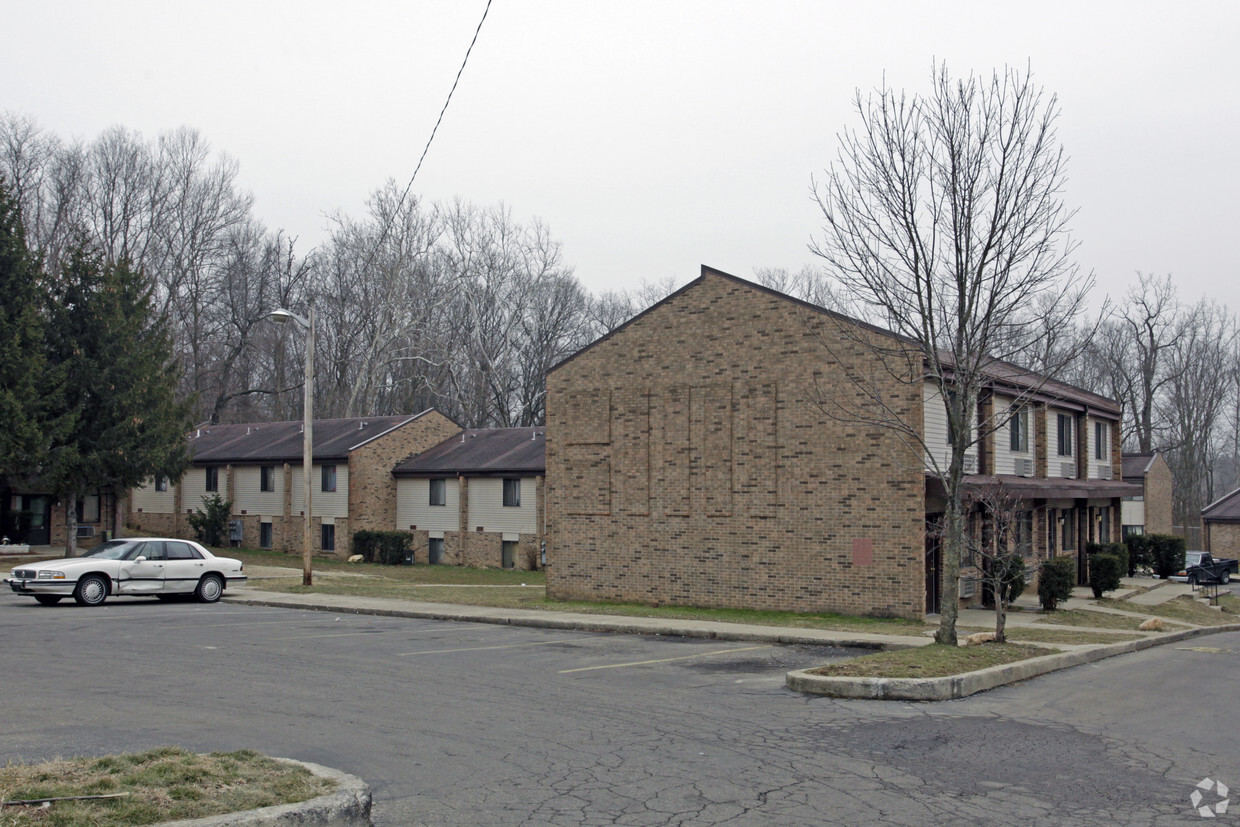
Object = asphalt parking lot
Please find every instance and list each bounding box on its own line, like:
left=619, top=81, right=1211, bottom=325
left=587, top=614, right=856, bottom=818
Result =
left=4, top=594, right=1237, bottom=825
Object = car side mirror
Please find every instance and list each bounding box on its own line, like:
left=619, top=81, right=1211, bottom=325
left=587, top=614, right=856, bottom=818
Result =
left=134, top=556, right=146, bottom=563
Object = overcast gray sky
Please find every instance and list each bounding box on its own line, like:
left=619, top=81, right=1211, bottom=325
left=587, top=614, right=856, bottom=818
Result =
left=4, top=1, right=1237, bottom=309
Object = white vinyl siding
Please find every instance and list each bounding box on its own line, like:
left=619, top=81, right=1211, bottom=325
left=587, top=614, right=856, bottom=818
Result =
left=232, top=466, right=284, bottom=517
left=991, top=396, right=1035, bottom=476
left=289, top=464, right=348, bottom=518
left=182, top=467, right=226, bottom=511
left=468, top=477, right=537, bottom=535
left=396, top=478, right=460, bottom=532
left=1122, top=497, right=1145, bottom=528
left=131, top=477, right=176, bottom=514
left=923, top=382, right=976, bottom=473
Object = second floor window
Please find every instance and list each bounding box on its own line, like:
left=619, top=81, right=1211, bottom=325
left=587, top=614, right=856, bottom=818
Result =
left=1094, top=422, right=1108, bottom=461
left=260, top=465, right=275, bottom=492
left=205, top=467, right=218, bottom=492
left=1009, top=406, right=1029, bottom=453
left=1057, top=414, right=1074, bottom=457
left=154, top=476, right=168, bottom=492
left=429, top=478, right=446, bottom=506
left=503, top=478, right=521, bottom=507
left=321, top=464, right=337, bottom=493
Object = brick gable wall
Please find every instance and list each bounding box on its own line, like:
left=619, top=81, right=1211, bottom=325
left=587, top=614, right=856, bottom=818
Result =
left=546, top=273, right=926, bottom=619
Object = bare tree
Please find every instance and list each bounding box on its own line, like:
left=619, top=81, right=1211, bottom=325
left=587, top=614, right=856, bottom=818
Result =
left=958, top=480, right=1031, bottom=642
left=810, top=64, right=1092, bottom=644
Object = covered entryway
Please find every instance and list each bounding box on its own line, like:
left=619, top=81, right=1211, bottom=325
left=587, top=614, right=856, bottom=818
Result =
left=925, top=516, right=942, bottom=614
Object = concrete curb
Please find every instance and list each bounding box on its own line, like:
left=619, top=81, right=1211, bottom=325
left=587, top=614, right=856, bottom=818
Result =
left=786, top=623, right=1240, bottom=701
left=224, top=592, right=931, bottom=650
left=158, top=759, right=371, bottom=827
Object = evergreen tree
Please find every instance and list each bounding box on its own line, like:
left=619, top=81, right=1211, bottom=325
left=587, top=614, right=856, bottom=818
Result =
left=0, top=178, right=69, bottom=486
left=48, top=243, right=192, bottom=553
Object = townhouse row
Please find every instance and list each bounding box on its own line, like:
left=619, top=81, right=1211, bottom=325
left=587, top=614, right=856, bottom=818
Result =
left=126, top=412, right=547, bottom=570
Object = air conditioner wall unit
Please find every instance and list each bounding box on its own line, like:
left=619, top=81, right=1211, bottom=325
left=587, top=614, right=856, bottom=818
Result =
left=1060, top=462, right=1076, bottom=478
left=962, top=455, right=977, bottom=473
left=1099, top=464, right=1113, bottom=480
left=959, top=576, right=978, bottom=599
left=76, top=525, right=95, bottom=539
left=1015, top=458, right=1034, bottom=477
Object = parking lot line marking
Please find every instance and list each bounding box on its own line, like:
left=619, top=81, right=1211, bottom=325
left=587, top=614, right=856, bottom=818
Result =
left=397, top=637, right=594, bottom=656
left=273, top=629, right=424, bottom=640
left=559, top=645, right=772, bottom=674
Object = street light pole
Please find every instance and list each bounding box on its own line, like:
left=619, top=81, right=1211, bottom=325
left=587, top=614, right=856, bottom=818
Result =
left=268, top=300, right=315, bottom=587
left=301, top=298, right=315, bottom=587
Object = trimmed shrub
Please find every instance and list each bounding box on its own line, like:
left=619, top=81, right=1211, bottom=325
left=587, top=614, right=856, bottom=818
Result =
left=1038, top=555, right=1076, bottom=611
left=1147, top=533, right=1186, bottom=579
left=188, top=494, right=232, bottom=547
left=1124, top=534, right=1154, bottom=576
left=1087, top=542, right=1128, bottom=584
left=1087, top=552, right=1124, bottom=598
left=352, top=530, right=414, bottom=565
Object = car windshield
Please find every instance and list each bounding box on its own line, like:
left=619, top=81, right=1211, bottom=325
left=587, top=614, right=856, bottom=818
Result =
left=81, top=540, right=142, bottom=560
left=1185, top=553, right=1203, bottom=566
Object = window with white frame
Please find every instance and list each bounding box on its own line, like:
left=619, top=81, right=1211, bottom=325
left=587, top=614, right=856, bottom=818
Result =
left=1057, top=414, right=1074, bottom=457
left=502, top=478, right=521, bottom=508
left=205, top=467, right=219, bottom=492
left=1009, top=406, right=1029, bottom=453
left=429, top=478, right=446, bottom=506
left=260, top=465, right=275, bottom=492
left=321, top=464, right=337, bottom=493
left=1094, top=422, right=1108, bottom=460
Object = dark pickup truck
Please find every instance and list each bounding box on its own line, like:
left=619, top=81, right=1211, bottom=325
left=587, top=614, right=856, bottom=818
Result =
left=1172, top=551, right=1239, bottom=585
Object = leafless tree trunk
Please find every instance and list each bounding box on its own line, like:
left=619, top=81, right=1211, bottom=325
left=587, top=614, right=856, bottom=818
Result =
left=810, top=63, right=1093, bottom=644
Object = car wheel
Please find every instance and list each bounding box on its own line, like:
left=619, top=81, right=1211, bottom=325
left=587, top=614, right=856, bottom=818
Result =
left=195, top=574, right=224, bottom=603
left=1222, top=571, right=1232, bottom=584
left=34, top=595, right=63, bottom=606
left=73, top=574, right=109, bottom=606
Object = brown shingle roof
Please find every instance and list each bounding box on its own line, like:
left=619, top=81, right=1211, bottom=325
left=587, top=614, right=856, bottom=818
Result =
left=188, top=411, right=440, bottom=463
left=1122, top=452, right=1156, bottom=482
left=393, top=428, right=545, bottom=477
left=1203, top=487, right=1240, bottom=522
left=927, top=473, right=1141, bottom=501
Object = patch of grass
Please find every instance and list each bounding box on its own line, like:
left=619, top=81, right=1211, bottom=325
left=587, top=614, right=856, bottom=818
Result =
left=250, top=577, right=929, bottom=634
left=809, top=642, right=1052, bottom=679
left=1099, top=595, right=1240, bottom=627
left=1031, top=608, right=1185, bottom=631
left=229, top=547, right=545, bottom=586
left=0, top=747, right=333, bottom=826
left=1215, top=593, right=1240, bottom=614
left=959, top=626, right=1145, bottom=645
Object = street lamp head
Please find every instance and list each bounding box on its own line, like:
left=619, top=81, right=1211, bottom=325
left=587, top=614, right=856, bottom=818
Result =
left=268, top=307, right=310, bottom=329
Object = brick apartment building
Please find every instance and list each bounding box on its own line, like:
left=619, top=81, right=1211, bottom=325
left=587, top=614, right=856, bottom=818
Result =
left=129, top=410, right=458, bottom=556
left=1120, top=451, right=1174, bottom=537
left=393, top=428, right=545, bottom=570
left=1203, top=488, right=1240, bottom=559
left=545, top=267, right=1136, bottom=620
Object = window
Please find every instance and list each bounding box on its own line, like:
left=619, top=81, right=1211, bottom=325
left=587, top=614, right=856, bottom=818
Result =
left=166, top=541, right=199, bottom=560
left=502, top=478, right=521, bottom=507
left=1015, top=511, right=1034, bottom=558
left=321, top=523, right=335, bottom=551
left=260, top=465, right=275, bottom=492
left=1122, top=525, right=1145, bottom=540
left=260, top=522, right=273, bottom=549
left=1094, top=422, right=1108, bottom=461
left=1061, top=508, right=1076, bottom=551
left=1098, top=506, right=1111, bottom=544
left=321, top=464, right=336, bottom=493
left=1056, top=414, right=1074, bottom=457
left=154, top=476, right=168, bottom=492
left=429, top=478, right=446, bottom=506
left=1009, top=406, right=1029, bottom=453
left=77, top=495, right=101, bottom=525
left=502, top=540, right=517, bottom=569
left=205, top=467, right=219, bottom=492
left=428, top=537, right=444, bottom=564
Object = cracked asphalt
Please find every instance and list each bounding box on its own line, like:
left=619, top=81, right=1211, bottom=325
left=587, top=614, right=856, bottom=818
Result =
left=1, top=596, right=1233, bottom=825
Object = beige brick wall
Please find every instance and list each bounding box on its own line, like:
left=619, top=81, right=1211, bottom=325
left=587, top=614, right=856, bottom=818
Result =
left=1143, top=453, right=1174, bottom=535
left=346, top=410, right=460, bottom=552
left=1206, top=522, right=1240, bottom=557
left=546, top=271, right=926, bottom=619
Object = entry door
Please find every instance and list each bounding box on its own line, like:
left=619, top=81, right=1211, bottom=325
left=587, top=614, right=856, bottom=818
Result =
left=119, top=541, right=167, bottom=594
left=20, top=496, right=51, bottom=545
left=925, top=517, right=942, bottom=614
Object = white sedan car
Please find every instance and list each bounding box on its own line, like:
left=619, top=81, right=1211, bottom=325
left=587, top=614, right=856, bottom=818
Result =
left=4, top=538, right=246, bottom=606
